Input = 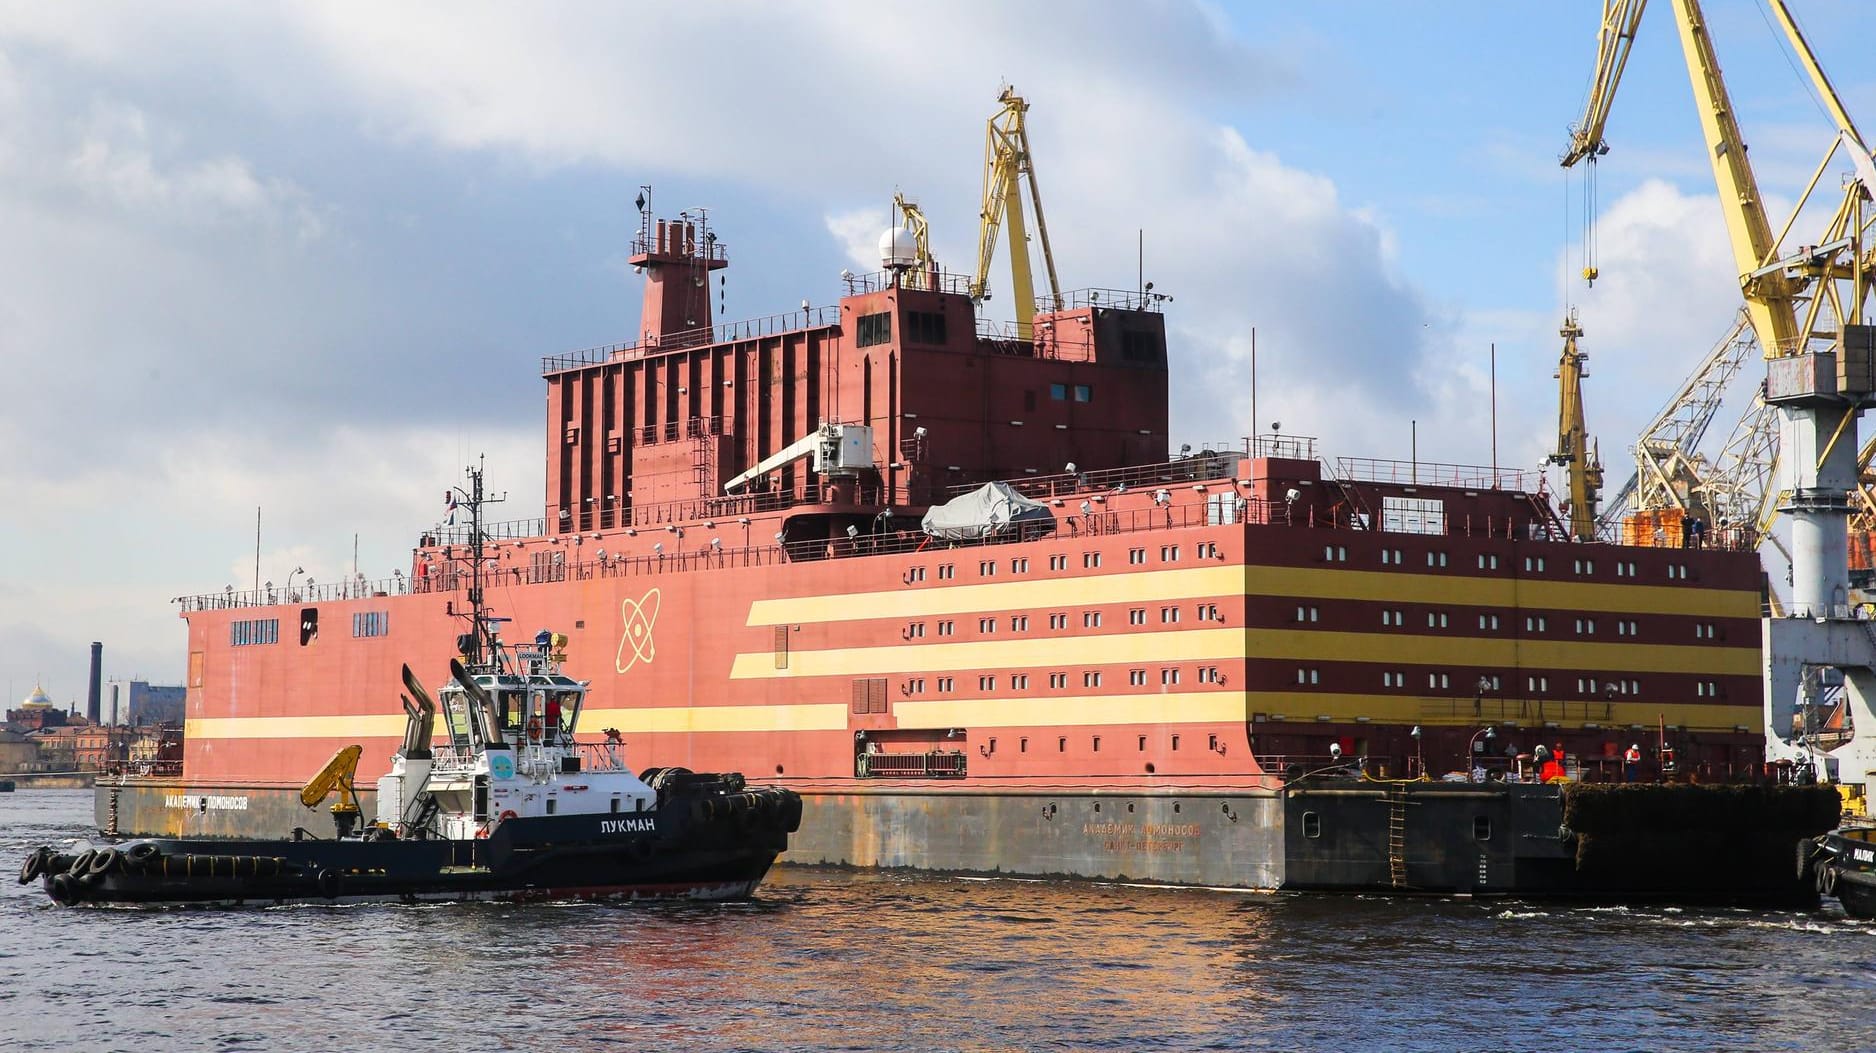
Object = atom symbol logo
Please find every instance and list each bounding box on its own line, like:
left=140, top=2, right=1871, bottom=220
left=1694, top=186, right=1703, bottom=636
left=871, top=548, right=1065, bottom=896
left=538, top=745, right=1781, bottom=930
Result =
left=615, top=588, right=662, bottom=674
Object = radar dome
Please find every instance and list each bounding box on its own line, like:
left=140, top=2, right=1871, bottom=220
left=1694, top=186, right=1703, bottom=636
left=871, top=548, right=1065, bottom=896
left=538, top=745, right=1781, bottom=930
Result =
left=879, top=226, right=918, bottom=269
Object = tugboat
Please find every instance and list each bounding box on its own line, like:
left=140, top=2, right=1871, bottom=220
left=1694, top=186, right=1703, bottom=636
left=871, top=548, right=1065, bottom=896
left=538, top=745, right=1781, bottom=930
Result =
left=1810, top=827, right=1876, bottom=918
left=17, top=466, right=800, bottom=908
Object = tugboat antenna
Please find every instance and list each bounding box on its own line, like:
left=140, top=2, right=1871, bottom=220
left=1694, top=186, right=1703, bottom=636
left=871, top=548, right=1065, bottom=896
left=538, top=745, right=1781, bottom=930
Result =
left=452, top=456, right=506, bottom=670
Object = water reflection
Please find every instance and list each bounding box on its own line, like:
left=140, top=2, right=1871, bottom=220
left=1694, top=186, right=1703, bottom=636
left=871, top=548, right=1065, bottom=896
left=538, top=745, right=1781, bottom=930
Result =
left=4, top=791, right=1873, bottom=1052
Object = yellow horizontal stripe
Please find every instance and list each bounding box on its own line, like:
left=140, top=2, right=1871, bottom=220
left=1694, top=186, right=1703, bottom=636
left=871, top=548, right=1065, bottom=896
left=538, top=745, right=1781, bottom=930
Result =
left=186, top=715, right=407, bottom=740
left=745, top=563, right=1759, bottom=626
left=581, top=703, right=847, bottom=734
left=746, top=566, right=1243, bottom=626
left=733, top=628, right=1757, bottom=680
left=895, top=692, right=1249, bottom=729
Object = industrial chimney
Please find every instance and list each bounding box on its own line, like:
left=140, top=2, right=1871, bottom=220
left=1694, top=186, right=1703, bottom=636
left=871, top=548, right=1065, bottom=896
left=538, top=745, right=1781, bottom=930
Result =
left=87, top=642, right=102, bottom=725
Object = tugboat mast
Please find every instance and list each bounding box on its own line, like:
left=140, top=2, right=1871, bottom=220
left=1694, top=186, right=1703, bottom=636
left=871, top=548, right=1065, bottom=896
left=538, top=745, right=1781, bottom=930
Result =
left=451, top=457, right=505, bottom=669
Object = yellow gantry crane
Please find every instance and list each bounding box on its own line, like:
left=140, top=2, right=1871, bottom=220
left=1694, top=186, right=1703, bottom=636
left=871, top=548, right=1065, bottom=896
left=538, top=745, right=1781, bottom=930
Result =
left=1565, top=0, right=1876, bottom=619
left=1551, top=312, right=1605, bottom=541
left=971, top=87, right=1062, bottom=341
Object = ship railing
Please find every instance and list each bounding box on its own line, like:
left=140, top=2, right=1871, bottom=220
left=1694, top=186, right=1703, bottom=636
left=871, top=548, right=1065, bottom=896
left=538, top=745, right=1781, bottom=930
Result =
left=1041, top=287, right=1166, bottom=313
left=574, top=742, right=629, bottom=772
left=178, top=574, right=411, bottom=612
left=1418, top=696, right=1618, bottom=725
left=951, top=452, right=1249, bottom=502
left=840, top=269, right=973, bottom=296
left=431, top=746, right=477, bottom=774
left=856, top=750, right=968, bottom=778
left=540, top=306, right=843, bottom=375
left=1334, top=456, right=1532, bottom=492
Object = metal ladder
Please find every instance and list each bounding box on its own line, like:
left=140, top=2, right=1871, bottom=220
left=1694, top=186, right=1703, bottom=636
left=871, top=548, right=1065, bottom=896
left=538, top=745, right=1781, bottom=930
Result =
left=1386, top=794, right=1409, bottom=888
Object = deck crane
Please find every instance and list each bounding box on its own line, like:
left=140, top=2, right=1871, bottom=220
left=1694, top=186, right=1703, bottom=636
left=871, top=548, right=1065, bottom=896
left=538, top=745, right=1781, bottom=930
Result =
left=970, top=87, right=1062, bottom=342
left=1598, top=308, right=1755, bottom=540
left=890, top=192, right=937, bottom=291
left=1565, top=0, right=1876, bottom=785
left=1550, top=312, right=1605, bottom=541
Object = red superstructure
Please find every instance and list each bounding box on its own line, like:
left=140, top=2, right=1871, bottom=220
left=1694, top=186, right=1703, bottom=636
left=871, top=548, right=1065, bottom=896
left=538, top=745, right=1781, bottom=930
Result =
left=125, top=197, right=1769, bottom=887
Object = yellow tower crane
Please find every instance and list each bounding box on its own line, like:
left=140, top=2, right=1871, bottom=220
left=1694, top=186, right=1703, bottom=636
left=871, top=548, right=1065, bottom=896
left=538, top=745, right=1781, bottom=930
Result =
left=971, top=87, right=1062, bottom=341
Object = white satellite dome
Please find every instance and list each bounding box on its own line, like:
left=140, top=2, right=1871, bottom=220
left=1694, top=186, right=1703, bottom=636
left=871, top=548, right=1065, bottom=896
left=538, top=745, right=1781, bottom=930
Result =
left=879, top=226, right=918, bottom=269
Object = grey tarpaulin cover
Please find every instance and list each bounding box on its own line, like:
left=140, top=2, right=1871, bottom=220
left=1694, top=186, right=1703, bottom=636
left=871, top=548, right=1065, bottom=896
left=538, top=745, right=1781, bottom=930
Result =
left=920, top=481, right=1055, bottom=541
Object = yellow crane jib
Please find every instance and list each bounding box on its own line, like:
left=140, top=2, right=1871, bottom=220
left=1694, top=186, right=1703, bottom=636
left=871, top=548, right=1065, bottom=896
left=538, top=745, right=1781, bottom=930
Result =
left=971, top=86, right=1062, bottom=342
left=1550, top=313, right=1604, bottom=542
left=300, top=744, right=366, bottom=837
left=891, top=192, right=935, bottom=290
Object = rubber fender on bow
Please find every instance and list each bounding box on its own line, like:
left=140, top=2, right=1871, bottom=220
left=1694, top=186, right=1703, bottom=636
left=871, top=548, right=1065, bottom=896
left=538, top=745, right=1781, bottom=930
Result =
left=125, top=842, right=162, bottom=868
left=315, top=868, right=342, bottom=899
left=47, top=872, right=81, bottom=906
left=87, top=847, right=121, bottom=877
left=17, top=847, right=48, bottom=885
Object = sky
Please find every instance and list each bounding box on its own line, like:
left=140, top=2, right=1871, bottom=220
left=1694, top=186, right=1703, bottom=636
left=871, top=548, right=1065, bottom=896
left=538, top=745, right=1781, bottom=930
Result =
left=3, top=0, right=1873, bottom=707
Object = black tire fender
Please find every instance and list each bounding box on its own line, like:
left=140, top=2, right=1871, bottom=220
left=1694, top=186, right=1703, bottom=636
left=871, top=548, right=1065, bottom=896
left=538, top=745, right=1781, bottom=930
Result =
left=67, top=849, right=95, bottom=877
left=1818, top=862, right=1839, bottom=898
left=125, top=842, right=161, bottom=868
left=47, top=872, right=80, bottom=906
left=315, top=868, right=342, bottom=899
left=17, top=847, right=46, bottom=885
left=87, top=847, right=121, bottom=877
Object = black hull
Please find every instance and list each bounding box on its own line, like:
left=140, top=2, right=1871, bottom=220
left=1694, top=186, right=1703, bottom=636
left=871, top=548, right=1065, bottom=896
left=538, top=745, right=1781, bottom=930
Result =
left=22, top=785, right=802, bottom=907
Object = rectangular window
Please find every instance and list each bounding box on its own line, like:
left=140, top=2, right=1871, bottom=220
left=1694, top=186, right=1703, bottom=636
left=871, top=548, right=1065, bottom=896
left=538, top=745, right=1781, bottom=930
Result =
left=1478, top=614, right=1499, bottom=631
left=908, top=566, right=926, bottom=582
left=231, top=618, right=280, bottom=647
left=1161, top=668, right=1181, bottom=685
left=1050, top=673, right=1068, bottom=689
left=1012, top=558, right=1029, bottom=573
left=1129, top=669, right=1147, bottom=686
left=1381, top=548, right=1403, bottom=565
left=1525, top=615, right=1548, bottom=632
left=1426, top=612, right=1448, bottom=628
left=856, top=311, right=892, bottom=347
left=937, top=677, right=954, bottom=692
left=1197, top=666, right=1222, bottom=684
left=1477, top=554, right=1500, bottom=570
left=1084, top=671, right=1102, bottom=688
left=1073, top=384, right=1093, bottom=402
left=1012, top=674, right=1029, bottom=690
left=1050, top=382, right=1067, bottom=400
left=1527, top=676, right=1548, bottom=693
left=1524, top=556, right=1546, bottom=573
left=1381, top=609, right=1403, bottom=627
left=1161, top=545, right=1181, bottom=562
left=1130, top=608, right=1147, bottom=626
left=938, top=564, right=955, bottom=579
left=1050, top=613, right=1068, bottom=630
left=1297, top=667, right=1319, bottom=685
left=1197, top=541, right=1221, bottom=560
left=1011, top=615, right=1028, bottom=631
left=1427, top=672, right=1450, bottom=690
left=979, top=560, right=996, bottom=576
left=1050, top=554, right=1068, bottom=570
left=1161, top=607, right=1181, bottom=624
left=938, top=620, right=954, bottom=636
left=352, top=611, right=390, bottom=638
left=1426, top=551, right=1449, bottom=568
left=1084, top=552, right=1101, bottom=569
left=1129, top=548, right=1147, bottom=565
left=1296, top=605, right=1319, bottom=623
left=1383, top=671, right=1403, bottom=688
left=906, top=309, right=946, bottom=346
left=979, top=675, right=995, bottom=690
left=979, top=617, right=997, bottom=633
left=1382, top=495, right=1447, bottom=535
left=1083, top=611, right=1103, bottom=628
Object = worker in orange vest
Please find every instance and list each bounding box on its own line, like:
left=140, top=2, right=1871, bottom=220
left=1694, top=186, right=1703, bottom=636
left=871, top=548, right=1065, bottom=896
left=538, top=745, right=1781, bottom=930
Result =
left=1623, top=743, right=1643, bottom=783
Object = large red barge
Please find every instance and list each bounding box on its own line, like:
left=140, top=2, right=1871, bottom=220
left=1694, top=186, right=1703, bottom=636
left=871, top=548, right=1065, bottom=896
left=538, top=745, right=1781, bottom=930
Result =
left=99, top=187, right=1801, bottom=896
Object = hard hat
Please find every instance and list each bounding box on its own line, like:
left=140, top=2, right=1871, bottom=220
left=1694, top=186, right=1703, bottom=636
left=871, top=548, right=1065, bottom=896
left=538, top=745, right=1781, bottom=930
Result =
left=1631, top=743, right=1640, bottom=750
